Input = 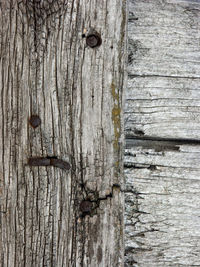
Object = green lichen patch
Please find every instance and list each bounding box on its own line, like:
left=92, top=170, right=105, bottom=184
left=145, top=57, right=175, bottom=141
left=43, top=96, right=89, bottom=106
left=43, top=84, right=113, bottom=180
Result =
left=111, top=81, right=121, bottom=152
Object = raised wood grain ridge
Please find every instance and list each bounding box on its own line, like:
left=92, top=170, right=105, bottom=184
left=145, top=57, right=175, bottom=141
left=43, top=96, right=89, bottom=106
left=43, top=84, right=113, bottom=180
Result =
left=0, top=1, right=126, bottom=266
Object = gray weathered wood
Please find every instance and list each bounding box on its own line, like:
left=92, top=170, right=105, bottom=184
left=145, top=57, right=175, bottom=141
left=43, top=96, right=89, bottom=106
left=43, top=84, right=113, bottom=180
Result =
left=125, top=0, right=200, bottom=266
left=126, top=0, right=200, bottom=139
left=125, top=143, right=200, bottom=266
left=0, top=1, right=126, bottom=266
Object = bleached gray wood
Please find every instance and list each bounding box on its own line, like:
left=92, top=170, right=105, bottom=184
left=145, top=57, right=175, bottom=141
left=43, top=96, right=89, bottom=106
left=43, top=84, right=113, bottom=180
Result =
left=126, top=77, right=200, bottom=139
left=0, top=1, right=126, bottom=266
left=125, top=0, right=200, bottom=266
left=126, top=0, right=200, bottom=139
left=125, top=143, right=200, bottom=267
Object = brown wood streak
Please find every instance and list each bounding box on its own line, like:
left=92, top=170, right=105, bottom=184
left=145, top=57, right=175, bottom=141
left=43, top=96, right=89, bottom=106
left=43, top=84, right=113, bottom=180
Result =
left=0, top=0, right=126, bottom=266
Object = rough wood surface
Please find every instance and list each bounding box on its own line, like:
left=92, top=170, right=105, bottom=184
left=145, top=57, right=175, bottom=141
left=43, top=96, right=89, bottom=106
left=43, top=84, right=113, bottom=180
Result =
left=125, top=143, right=200, bottom=266
left=125, top=0, right=200, bottom=266
left=0, top=1, right=126, bottom=266
left=126, top=0, right=200, bottom=139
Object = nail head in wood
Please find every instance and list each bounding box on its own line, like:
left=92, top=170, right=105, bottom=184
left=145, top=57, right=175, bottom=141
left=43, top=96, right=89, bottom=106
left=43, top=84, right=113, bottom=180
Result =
left=29, top=115, right=41, bottom=128
left=80, top=200, right=93, bottom=214
left=86, top=33, right=102, bottom=48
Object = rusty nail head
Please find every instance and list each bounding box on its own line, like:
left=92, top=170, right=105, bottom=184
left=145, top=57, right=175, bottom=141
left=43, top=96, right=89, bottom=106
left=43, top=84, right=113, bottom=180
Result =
left=29, top=115, right=41, bottom=128
left=80, top=200, right=93, bottom=214
left=86, top=33, right=102, bottom=48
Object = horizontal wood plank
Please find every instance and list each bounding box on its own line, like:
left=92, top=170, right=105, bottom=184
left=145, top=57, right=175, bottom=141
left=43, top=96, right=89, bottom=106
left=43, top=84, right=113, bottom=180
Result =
left=125, top=143, right=200, bottom=266
left=128, top=0, right=200, bottom=77
left=125, top=76, right=200, bottom=139
left=126, top=0, right=200, bottom=139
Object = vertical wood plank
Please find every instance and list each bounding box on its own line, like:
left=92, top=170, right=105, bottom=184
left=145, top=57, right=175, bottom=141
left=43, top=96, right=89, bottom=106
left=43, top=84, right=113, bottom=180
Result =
left=0, top=1, right=126, bottom=266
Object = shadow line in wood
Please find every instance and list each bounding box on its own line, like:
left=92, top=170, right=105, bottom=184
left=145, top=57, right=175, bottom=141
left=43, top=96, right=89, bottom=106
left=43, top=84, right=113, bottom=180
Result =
left=126, top=135, right=200, bottom=152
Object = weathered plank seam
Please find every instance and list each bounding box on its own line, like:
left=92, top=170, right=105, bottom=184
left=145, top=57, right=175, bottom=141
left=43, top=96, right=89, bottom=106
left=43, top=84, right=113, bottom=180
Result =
left=128, top=74, right=200, bottom=80
left=126, top=135, right=200, bottom=145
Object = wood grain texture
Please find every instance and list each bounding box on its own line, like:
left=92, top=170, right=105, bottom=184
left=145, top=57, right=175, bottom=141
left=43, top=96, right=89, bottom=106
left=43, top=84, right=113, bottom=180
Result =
left=125, top=144, right=200, bottom=266
left=0, top=0, right=126, bottom=266
left=125, top=0, right=200, bottom=266
left=126, top=0, right=200, bottom=139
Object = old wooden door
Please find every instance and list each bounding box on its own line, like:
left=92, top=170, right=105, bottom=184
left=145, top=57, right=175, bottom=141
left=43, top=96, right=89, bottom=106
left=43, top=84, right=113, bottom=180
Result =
left=0, top=1, right=126, bottom=266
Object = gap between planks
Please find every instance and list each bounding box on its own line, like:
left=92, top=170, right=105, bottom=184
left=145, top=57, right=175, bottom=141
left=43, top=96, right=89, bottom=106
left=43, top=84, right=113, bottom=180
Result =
left=125, top=135, right=200, bottom=150
left=128, top=74, right=200, bottom=80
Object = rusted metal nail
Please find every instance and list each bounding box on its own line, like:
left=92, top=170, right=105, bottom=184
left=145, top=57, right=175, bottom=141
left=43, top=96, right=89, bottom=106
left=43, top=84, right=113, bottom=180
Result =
left=86, top=32, right=102, bottom=48
left=28, top=157, right=71, bottom=171
left=29, top=115, right=41, bottom=128
left=80, top=200, right=93, bottom=214
left=50, top=158, right=71, bottom=170
left=28, top=157, right=50, bottom=166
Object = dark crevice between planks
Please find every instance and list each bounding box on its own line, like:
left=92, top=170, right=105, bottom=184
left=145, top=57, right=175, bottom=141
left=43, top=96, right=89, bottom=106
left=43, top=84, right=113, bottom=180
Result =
left=125, top=135, right=200, bottom=170
left=124, top=162, right=157, bottom=170
left=126, top=135, right=200, bottom=151
left=128, top=74, right=200, bottom=80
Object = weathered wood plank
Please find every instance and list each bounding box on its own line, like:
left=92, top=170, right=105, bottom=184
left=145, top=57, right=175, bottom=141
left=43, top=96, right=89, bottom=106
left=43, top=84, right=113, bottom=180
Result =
left=125, top=0, right=200, bottom=266
left=0, top=1, right=126, bottom=266
left=128, top=0, right=200, bottom=77
left=126, top=0, right=200, bottom=139
left=125, top=144, right=200, bottom=266
left=125, top=77, right=200, bottom=139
